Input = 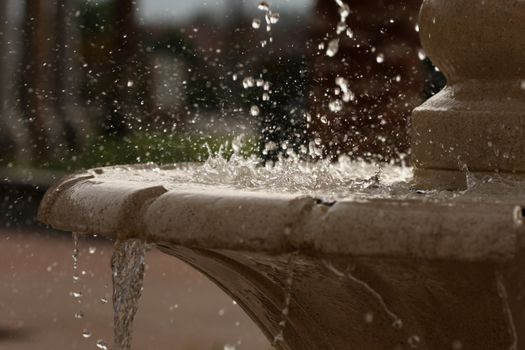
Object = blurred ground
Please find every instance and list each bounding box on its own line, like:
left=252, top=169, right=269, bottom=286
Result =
left=0, top=229, right=270, bottom=350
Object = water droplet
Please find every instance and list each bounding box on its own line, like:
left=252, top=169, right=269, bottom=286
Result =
left=326, top=38, right=339, bottom=57
left=242, top=77, right=255, bottom=89
left=415, top=24, right=420, bottom=32
left=408, top=335, right=421, bottom=348
left=268, top=12, right=280, bottom=24
left=376, top=53, right=385, bottom=64
left=74, top=311, right=84, bottom=319
left=262, top=92, right=270, bottom=101
left=224, top=345, right=236, bottom=350
left=71, top=291, right=83, bottom=298
left=257, top=1, right=270, bottom=11
left=320, top=115, right=328, bottom=124
left=100, top=297, right=108, bottom=304
left=232, top=73, right=238, bottom=81
left=329, top=100, right=343, bottom=113
left=250, top=106, right=260, bottom=117
left=82, top=329, right=92, bottom=338
left=127, top=80, right=134, bottom=88
left=218, top=308, right=225, bottom=316
left=520, top=80, right=525, bottom=90
left=417, top=49, right=427, bottom=61
left=96, top=339, right=108, bottom=350
left=89, top=247, right=97, bottom=254
left=252, top=18, right=261, bottom=29
left=364, top=312, right=374, bottom=324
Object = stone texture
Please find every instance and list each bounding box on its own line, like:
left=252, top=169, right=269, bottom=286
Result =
left=38, top=165, right=525, bottom=262
left=411, top=0, right=525, bottom=189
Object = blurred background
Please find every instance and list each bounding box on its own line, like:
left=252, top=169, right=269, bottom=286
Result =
left=0, top=0, right=444, bottom=349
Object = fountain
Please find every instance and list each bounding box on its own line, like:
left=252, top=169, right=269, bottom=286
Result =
left=39, top=0, right=525, bottom=349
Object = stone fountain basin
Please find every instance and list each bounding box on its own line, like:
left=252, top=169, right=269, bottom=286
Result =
left=39, top=164, right=525, bottom=349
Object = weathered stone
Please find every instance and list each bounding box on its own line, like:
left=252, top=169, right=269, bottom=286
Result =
left=412, top=0, right=525, bottom=189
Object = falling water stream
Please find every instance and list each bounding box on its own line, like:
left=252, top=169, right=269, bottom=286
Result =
left=111, top=239, right=148, bottom=350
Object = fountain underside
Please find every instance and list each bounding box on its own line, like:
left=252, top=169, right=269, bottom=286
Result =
left=39, top=164, right=525, bottom=349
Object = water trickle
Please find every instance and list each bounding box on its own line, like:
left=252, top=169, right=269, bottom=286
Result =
left=272, top=252, right=297, bottom=347
left=72, top=232, right=80, bottom=278
left=348, top=272, right=403, bottom=329
left=111, top=239, right=147, bottom=350
left=496, top=273, right=518, bottom=350
left=323, top=260, right=403, bottom=330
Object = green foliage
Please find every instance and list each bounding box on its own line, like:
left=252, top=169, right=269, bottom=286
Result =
left=45, top=133, right=258, bottom=172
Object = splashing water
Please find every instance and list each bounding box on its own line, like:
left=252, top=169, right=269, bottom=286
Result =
left=111, top=239, right=147, bottom=350
left=323, top=0, right=351, bottom=58
left=191, top=152, right=411, bottom=201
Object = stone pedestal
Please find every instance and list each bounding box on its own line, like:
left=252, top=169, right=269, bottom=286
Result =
left=411, top=0, right=525, bottom=190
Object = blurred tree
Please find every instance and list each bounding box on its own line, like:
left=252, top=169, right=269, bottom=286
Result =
left=53, top=0, right=79, bottom=150
left=0, top=0, right=6, bottom=113
left=105, top=0, right=139, bottom=137
left=0, top=0, right=13, bottom=164
left=20, top=0, right=49, bottom=163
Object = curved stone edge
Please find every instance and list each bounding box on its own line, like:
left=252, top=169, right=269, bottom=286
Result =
left=38, top=166, right=525, bottom=262
left=38, top=165, right=168, bottom=239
